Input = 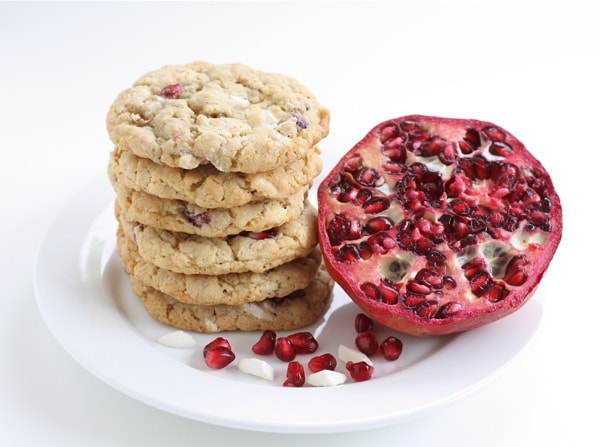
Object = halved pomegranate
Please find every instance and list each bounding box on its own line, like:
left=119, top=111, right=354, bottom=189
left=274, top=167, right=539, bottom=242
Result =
left=317, top=115, right=562, bottom=336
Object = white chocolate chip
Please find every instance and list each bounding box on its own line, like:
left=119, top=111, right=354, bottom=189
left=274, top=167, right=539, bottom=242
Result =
left=338, top=344, right=374, bottom=366
left=157, top=330, right=197, bottom=348
left=307, top=370, right=347, bottom=387
left=230, top=95, right=250, bottom=106
left=238, top=358, right=275, bottom=381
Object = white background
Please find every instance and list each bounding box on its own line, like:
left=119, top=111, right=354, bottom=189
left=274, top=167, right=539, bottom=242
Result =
left=1, top=1, right=597, bottom=445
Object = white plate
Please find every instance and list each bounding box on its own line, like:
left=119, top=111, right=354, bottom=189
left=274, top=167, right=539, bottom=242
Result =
left=33, top=178, right=544, bottom=434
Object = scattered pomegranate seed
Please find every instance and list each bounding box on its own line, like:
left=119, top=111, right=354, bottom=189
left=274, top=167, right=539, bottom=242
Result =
left=204, top=346, right=235, bottom=369
left=283, top=361, right=306, bottom=387
left=286, top=331, right=319, bottom=354
left=380, top=336, right=403, bottom=361
left=252, top=330, right=276, bottom=355
left=203, top=337, right=232, bottom=358
left=346, top=361, right=374, bottom=382
left=274, top=337, right=296, bottom=361
left=354, top=313, right=374, bottom=333
left=355, top=331, right=379, bottom=356
left=308, top=353, right=337, bottom=373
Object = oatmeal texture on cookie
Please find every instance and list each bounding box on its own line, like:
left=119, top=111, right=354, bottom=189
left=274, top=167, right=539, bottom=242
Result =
left=106, top=61, right=329, bottom=173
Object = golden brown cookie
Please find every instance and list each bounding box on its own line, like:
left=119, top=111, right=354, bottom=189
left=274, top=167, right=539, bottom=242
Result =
left=106, top=61, right=329, bottom=173
left=116, top=202, right=319, bottom=275
left=129, top=268, right=334, bottom=332
left=116, top=224, right=322, bottom=306
left=113, top=183, right=307, bottom=237
left=107, top=145, right=322, bottom=209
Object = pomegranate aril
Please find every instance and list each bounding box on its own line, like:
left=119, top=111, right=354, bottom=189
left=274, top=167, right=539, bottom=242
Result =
left=366, top=233, right=396, bottom=254
left=335, top=243, right=362, bottom=263
left=481, top=125, right=506, bottom=142
left=379, top=281, right=400, bottom=304
left=308, top=353, right=337, bottom=373
left=483, top=283, right=510, bottom=303
left=382, top=138, right=408, bottom=164
left=355, top=313, right=374, bottom=333
left=407, top=281, right=432, bottom=295
left=346, top=361, right=374, bottom=382
left=185, top=210, right=211, bottom=227
left=438, top=143, right=459, bottom=164
left=287, top=331, right=319, bottom=354
left=365, top=216, right=394, bottom=234
left=504, top=268, right=528, bottom=286
left=489, top=141, right=513, bottom=157
left=244, top=228, right=276, bottom=240
left=203, top=337, right=232, bottom=358
left=274, top=337, right=296, bottom=361
left=355, top=332, right=379, bottom=356
left=415, top=301, right=439, bottom=319
left=283, top=361, right=305, bottom=387
left=252, top=330, right=276, bottom=355
left=380, top=336, right=403, bottom=361
left=504, top=255, right=530, bottom=286
left=353, top=167, right=380, bottom=186
left=459, top=128, right=481, bottom=154
left=160, top=83, right=183, bottom=98
left=362, top=196, right=390, bottom=214
left=470, top=271, right=493, bottom=297
left=204, top=346, right=235, bottom=369
left=379, top=123, right=400, bottom=143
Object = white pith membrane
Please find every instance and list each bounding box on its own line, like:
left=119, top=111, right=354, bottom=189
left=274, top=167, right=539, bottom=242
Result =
left=322, top=118, right=555, bottom=320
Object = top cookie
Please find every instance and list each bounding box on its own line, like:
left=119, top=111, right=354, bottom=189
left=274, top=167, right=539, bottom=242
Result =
left=106, top=61, right=330, bottom=173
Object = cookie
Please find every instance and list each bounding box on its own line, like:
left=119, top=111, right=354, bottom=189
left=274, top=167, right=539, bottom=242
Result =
left=114, top=183, right=307, bottom=237
left=108, top=145, right=322, bottom=209
left=116, top=202, right=319, bottom=275
left=129, top=268, right=334, bottom=332
left=106, top=61, right=329, bottom=173
left=117, top=224, right=322, bottom=306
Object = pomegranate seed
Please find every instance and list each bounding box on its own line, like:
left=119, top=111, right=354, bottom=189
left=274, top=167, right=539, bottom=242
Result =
left=283, top=361, right=305, bottom=387
left=504, top=268, right=528, bottom=286
left=355, top=313, right=374, bottom=333
left=184, top=210, right=211, bottom=227
left=407, top=281, right=432, bottom=295
left=365, top=216, right=394, bottom=234
left=252, top=330, right=276, bottom=355
left=286, top=331, right=319, bottom=355
left=460, top=128, right=481, bottom=153
left=380, top=336, right=403, bottom=361
left=355, top=332, right=379, bottom=356
left=203, top=337, right=232, bottom=358
left=160, top=83, right=183, bottom=98
left=204, top=346, right=235, bottom=369
left=243, top=229, right=276, bottom=240
left=308, top=353, right=337, bottom=373
left=362, top=196, right=390, bottom=214
left=274, top=337, right=296, bottom=361
left=489, top=141, right=513, bottom=157
left=346, top=361, right=374, bottom=382
left=379, top=123, right=400, bottom=143
left=481, top=125, right=506, bottom=142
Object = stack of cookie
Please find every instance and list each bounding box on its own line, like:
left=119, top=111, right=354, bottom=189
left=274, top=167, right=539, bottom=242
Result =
left=106, top=61, right=334, bottom=333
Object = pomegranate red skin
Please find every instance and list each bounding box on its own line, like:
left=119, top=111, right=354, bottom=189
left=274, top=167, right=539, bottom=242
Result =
left=317, top=115, right=562, bottom=336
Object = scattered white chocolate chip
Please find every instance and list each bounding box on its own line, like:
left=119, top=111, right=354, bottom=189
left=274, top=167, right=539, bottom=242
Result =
left=307, top=370, right=347, bottom=387
left=238, top=358, right=275, bottom=381
left=338, top=344, right=374, bottom=366
left=157, top=330, right=197, bottom=349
